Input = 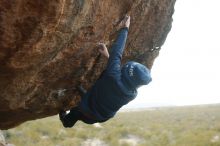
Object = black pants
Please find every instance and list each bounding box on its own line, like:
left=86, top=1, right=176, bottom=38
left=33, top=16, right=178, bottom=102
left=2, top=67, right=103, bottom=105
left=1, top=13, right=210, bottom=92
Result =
left=61, top=87, right=97, bottom=127
left=61, top=106, right=97, bottom=128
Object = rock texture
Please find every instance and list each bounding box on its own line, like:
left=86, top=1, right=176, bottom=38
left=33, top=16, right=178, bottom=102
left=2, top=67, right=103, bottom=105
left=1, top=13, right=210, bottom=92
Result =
left=0, top=0, right=176, bottom=129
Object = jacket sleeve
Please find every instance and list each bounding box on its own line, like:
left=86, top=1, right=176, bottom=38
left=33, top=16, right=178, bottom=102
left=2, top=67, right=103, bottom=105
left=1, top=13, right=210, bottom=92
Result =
left=105, top=27, right=129, bottom=76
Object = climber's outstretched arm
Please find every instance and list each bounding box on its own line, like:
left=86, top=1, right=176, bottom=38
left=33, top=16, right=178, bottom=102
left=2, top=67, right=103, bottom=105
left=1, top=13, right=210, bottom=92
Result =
left=105, top=16, right=130, bottom=75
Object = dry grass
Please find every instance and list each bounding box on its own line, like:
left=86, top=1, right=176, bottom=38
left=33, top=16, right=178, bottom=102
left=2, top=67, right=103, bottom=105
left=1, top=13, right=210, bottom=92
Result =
left=3, top=104, right=220, bottom=146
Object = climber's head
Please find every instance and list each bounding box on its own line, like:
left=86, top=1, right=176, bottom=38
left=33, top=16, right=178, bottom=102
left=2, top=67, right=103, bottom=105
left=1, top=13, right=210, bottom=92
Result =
left=122, top=61, right=152, bottom=89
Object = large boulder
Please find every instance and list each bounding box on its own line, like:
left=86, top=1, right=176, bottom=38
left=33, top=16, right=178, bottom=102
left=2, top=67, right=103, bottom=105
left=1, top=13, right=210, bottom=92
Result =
left=0, top=0, right=176, bottom=129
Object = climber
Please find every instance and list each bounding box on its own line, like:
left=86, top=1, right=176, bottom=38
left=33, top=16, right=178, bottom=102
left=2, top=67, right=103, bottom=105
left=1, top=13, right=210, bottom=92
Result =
left=59, top=15, right=152, bottom=127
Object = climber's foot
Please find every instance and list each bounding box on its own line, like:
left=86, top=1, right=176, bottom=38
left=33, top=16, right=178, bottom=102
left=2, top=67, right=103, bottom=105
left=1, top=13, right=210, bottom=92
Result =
left=59, top=110, right=73, bottom=128
left=59, top=110, right=66, bottom=121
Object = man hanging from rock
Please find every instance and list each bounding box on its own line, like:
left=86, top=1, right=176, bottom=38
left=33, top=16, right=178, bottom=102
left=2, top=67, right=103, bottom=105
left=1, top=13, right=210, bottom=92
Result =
left=59, top=15, right=152, bottom=127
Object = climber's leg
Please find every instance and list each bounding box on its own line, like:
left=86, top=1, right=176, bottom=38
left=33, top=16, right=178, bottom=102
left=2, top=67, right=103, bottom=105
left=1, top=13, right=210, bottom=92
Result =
left=79, top=114, right=97, bottom=124
left=59, top=107, right=81, bottom=128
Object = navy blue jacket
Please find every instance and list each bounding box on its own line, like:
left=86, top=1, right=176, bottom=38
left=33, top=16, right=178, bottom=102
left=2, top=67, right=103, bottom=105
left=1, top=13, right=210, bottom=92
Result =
left=79, top=28, right=137, bottom=121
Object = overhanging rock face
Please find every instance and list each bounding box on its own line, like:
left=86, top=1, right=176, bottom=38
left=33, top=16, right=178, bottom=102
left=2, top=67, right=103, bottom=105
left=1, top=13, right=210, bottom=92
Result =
left=0, top=0, right=176, bottom=129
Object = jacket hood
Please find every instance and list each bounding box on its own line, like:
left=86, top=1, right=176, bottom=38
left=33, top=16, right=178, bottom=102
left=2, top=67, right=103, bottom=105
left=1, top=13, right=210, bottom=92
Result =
left=121, top=61, right=152, bottom=89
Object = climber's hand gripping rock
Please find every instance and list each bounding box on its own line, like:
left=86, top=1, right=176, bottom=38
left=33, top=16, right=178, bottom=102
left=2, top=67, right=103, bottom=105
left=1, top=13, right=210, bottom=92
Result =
left=97, top=43, right=109, bottom=58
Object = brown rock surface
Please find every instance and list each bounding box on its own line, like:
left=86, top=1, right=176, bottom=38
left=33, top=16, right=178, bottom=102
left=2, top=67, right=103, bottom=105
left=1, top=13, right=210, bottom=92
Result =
left=0, top=0, right=176, bottom=129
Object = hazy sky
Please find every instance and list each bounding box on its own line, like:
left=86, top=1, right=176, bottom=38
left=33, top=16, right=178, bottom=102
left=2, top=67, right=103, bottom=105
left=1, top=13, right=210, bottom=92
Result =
left=125, top=0, right=220, bottom=108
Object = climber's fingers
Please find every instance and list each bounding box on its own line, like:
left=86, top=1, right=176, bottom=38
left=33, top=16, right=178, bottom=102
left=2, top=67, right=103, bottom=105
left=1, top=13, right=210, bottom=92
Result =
left=97, top=42, right=106, bottom=52
left=97, top=42, right=106, bottom=48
